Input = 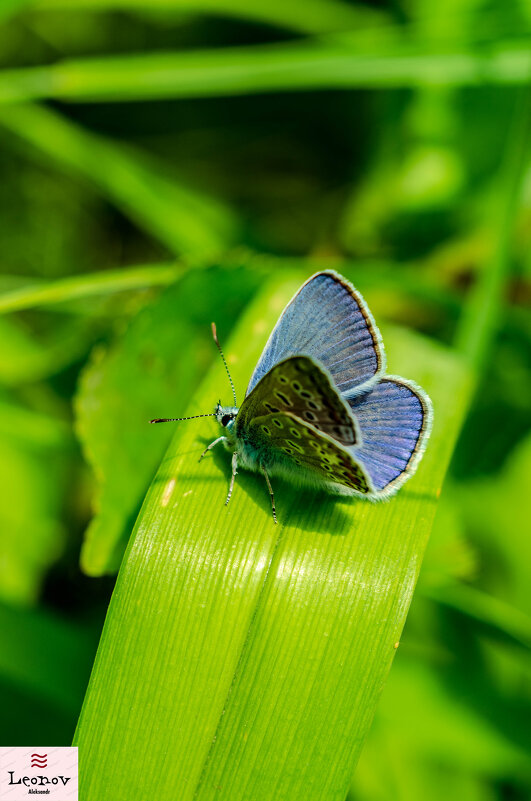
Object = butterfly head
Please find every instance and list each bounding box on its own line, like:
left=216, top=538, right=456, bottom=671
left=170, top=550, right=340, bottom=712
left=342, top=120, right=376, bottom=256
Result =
left=215, top=401, right=238, bottom=432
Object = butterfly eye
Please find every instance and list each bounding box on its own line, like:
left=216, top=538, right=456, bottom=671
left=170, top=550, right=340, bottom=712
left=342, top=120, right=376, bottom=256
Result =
left=221, top=414, right=232, bottom=426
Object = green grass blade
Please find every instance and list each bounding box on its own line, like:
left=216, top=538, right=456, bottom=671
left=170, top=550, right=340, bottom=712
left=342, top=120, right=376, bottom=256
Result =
left=0, top=403, right=70, bottom=604
left=0, top=104, right=239, bottom=258
left=425, top=583, right=531, bottom=651
left=456, top=91, right=531, bottom=371
left=0, top=0, right=29, bottom=20
left=74, top=272, right=472, bottom=800
left=0, top=258, right=459, bottom=315
left=23, top=0, right=383, bottom=35
left=0, top=602, right=97, bottom=714
left=0, top=40, right=531, bottom=104
left=0, top=263, right=180, bottom=314
left=0, top=315, right=97, bottom=384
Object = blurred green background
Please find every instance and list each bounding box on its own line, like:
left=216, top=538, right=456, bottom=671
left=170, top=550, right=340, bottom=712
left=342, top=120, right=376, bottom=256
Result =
left=0, top=1, right=530, bottom=799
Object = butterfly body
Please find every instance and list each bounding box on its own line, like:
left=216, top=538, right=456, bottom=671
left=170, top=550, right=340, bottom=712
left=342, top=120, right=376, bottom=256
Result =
left=154, top=270, right=433, bottom=522
left=214, top=355, right=372, bottom=497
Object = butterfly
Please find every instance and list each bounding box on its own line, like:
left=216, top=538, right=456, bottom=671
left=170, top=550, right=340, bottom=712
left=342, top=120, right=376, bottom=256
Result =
left=151, top=271, right=433, bottom=523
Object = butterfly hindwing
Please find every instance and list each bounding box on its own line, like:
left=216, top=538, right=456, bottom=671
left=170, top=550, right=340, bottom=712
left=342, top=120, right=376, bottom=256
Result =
left=236, top=355, right=359, bottom=446
left=247, top=412, right=371, bottom=494
left=347, top=376, right=433, bottom=495
left=246, top=271, right=386, bottom=398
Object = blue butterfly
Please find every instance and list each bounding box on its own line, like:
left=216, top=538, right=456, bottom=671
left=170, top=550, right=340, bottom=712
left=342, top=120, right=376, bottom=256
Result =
left=152, top=271, right=433, bottom=523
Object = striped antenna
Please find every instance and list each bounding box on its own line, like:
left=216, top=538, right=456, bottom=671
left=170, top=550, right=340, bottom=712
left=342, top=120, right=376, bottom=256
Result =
left=212, top=322, right=237, bottom=406
left=150, top=413, right=216, bottom=424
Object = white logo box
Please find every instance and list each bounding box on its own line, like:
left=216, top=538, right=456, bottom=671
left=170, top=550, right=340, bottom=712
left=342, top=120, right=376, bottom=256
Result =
left=0, top=748, right=77, bottom=801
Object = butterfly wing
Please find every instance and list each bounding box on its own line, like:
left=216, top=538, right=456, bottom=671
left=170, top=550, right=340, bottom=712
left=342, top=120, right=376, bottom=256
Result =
left=247, top=271, right=385, bottom=398
left=347, top=377, right=433, bottom=496
left=245, top=412, right=371, bottom=494
left=237, top=355, right=360, bottom=446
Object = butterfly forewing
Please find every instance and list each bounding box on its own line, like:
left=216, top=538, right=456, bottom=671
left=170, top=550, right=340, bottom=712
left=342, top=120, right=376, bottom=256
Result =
left=247, top=413, right=371, bottom=494
left=246, top=271, right=386, bottom=398
left=236, top=355, right=359, bottom=446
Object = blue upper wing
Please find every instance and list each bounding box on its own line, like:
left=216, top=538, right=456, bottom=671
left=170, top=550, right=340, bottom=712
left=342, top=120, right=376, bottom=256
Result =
left=247, top=271, right=386, bottom=398
left=347, top=377, right=433, bottom=496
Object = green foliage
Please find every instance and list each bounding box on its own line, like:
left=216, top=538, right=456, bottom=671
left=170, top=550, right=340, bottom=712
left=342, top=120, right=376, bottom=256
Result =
left=76, top=266, right=259, bottom=574
left=2, top=38, right=531, bottom=105
left=0, top=1, right=529, bottom=799
left=0, top=263, right=179, bottom=314
left=0, top=601, right=99, bottom=745
left=458, top=432, right=531, bottom=617
left=0, top=390, right=70, bottom=604
left=0, top=104, right=239, bottom=259
left=2, top=0, right=382, bottom=32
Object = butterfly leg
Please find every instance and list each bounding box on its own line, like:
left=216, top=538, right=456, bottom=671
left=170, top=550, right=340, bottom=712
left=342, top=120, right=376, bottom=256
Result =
left=225, top=451, right=239, bottom=507
left=260, top=464, right=277, bottom=525
left=198, top=436, right=228, bottom=463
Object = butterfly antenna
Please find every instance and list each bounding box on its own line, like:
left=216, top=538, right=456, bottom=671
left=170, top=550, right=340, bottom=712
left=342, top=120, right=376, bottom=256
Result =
left=212, top=322, right=237, bottom=406
left=150, top=413, right=216, bottom=424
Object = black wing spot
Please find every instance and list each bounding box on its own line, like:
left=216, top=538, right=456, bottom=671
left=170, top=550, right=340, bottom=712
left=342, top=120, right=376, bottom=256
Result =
left=278, top=375, right=288, bottom=384
left=261, top=425, right=271, bottom=436
left=273, top=418, right=283, bottom=428
left=292, top=381, right=302, bottom=392
left=286, top=440, right=304, bottom=454
left=274, top=390, right=292, bottom=406
left=289, top=427, right=302, bottom=439
left=304, top=410, right=317, bottom=422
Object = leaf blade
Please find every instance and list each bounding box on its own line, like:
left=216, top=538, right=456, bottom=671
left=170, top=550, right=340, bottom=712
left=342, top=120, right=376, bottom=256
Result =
left=74, top=274, right=472, bottom=800
left=1, top=40, right=531, bottom=104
